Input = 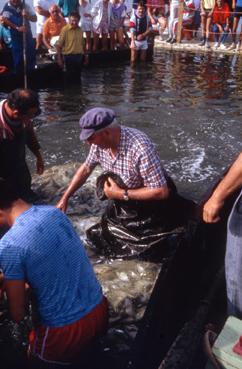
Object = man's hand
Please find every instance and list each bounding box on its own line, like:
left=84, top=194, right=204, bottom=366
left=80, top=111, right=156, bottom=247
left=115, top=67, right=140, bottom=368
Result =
left=104, top=177, right=123, bottom=200
left=36, top=155, right=44, bottom=175
left=56, top=196, right=69, bottom=213
left=203, top=197, right=224, bottom=223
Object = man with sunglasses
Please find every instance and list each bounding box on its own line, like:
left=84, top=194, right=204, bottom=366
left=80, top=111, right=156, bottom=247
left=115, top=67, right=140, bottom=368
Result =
left=0, top=88, right=44, bottom=202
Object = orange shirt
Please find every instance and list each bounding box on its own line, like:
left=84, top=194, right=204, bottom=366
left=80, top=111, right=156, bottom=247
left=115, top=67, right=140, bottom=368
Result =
left=43, top=16, right=66, bottom=41
left=212, top=2, right=230, bottom=24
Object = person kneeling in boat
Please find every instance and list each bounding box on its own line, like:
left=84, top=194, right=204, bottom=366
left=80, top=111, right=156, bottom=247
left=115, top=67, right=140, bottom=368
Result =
left=203, top=153, right=242, bottom=319
left=129, top=1, right=153, bottom=65
left=56, top=11, right=84, bottom=74
left=57, top=107, right=192, bottom=259
left=0, top=88, right=44, bottom=202
left=0, top=178, right=108, bottom=367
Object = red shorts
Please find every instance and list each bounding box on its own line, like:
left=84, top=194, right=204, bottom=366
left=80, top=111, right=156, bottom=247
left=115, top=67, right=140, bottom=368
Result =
left=28, top=297, right=108, bottom=365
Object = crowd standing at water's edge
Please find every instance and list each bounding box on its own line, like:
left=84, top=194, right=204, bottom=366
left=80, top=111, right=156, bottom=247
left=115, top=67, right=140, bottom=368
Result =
left=2, top=0, right=242, bottom=74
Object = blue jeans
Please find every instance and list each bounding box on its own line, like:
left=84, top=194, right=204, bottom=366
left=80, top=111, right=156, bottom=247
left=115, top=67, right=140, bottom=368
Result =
left=211, top=23, right=229, bottom=43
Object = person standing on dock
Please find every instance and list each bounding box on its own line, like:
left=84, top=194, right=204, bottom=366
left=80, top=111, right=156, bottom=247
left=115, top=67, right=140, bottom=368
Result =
left=1, top=0, right=37, bottom=73
left=0, top=89, right=44, bottom=202
left=203, top=153, right=242, bottom=319
left=199, top=0, right=215, bottom=47
left=211, top=0, right=230, bottom=49
left=227, top=0, right=242, bottom=50
left=58, top=0, right=79, bottom=19
left=0, top=177, right=108, bottom=368
left=91, top=0, right=112, bottom=52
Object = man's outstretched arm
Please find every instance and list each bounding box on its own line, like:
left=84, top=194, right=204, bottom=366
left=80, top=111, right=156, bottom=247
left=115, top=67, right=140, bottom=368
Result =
left=57, top=163, right=92, bottom=212
left=203, top=152, right=242, bottom=223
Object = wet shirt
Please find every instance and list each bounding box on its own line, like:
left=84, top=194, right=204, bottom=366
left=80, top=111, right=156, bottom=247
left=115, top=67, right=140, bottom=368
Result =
left=85, top=126, right=167, bottom=189
left=0, top=206, right=103, bottom=327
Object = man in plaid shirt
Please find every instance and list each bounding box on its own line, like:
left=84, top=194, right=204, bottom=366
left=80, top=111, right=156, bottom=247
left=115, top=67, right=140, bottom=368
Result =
left=57, top=107, right=170, bottom=212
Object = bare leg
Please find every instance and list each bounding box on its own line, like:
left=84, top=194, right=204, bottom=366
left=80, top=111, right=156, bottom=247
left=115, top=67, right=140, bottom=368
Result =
left=93, top=32, right=99, bottom=52
left=85, top=31, right=92, bottom=52
left=200, top=14, right=206, bottom=39
left=36, top=33, right=43, bottom=50
left=117, top=28, right=125, bottom=48
left=140, top=49, right=147, bottom=63
left=102, top=33, right=108, bottom=51
left=130, top=48, right=137, bottom=66
left=110, top=30, right=116, bottom=50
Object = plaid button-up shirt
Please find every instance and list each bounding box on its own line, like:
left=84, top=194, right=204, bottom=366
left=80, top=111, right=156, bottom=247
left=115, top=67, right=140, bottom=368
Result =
left=85, top=126, right=167, bottom=189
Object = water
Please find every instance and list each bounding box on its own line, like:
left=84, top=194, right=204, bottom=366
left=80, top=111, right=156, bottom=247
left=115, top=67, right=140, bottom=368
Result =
left=0, top=48, right=242, bottom=367
left=1, top=49, right=241, bottom=200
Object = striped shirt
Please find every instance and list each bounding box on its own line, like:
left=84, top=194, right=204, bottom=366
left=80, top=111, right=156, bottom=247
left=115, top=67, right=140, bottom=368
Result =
left=85, top=126, right=167, bottom=189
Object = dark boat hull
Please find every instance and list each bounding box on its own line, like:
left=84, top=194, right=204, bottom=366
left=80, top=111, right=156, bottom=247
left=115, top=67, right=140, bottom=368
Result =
left=0, top=46, right=154, bottom=91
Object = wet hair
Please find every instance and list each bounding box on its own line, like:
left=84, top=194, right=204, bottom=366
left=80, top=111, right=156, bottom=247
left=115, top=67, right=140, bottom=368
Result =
left=69, top=11, right=80, bottom=20
left=0, top=178, right=19, bottom=209
left=7, top=89, right=40, bottom=115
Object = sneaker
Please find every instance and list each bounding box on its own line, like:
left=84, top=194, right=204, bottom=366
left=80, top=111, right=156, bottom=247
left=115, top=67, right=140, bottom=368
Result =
left=205, top=42, right=211, bottom=49
left=227, top=42, right=236, bottom=50
left=213, top=42, right=219, bottom=49
left=199, top=39, right=206, bottom=46
left=219, top=43, right=226, bottom=50
left=170, top=38, right=176, bottom=44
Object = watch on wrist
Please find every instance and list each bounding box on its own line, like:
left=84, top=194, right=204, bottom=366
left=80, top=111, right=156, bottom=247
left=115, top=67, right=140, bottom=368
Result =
left=123, top=189, right=129, bottom=201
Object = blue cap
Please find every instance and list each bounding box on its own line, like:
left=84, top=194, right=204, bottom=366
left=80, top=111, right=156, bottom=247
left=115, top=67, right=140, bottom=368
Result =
left=79, top=107, right=116, bottom=141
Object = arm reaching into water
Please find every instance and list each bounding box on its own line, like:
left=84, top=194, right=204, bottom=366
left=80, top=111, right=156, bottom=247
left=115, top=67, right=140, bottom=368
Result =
left=203, top=152, right=242, bottom=223
left=56, top=163, right=92, bottom=212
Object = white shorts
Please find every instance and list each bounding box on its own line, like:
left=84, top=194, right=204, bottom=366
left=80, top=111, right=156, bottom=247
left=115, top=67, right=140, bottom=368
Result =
left=134, top=39, right=148, bottom=50
left=36, top=14, right=46, bottom=34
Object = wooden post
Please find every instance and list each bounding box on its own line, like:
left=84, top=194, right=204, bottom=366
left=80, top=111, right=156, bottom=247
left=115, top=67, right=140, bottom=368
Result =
left=176, top=0, right=184, bottom=44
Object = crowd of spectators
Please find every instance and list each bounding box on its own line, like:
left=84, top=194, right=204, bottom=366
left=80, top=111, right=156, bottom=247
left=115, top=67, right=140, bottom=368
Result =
left=0, top=0, right=242, bottom=72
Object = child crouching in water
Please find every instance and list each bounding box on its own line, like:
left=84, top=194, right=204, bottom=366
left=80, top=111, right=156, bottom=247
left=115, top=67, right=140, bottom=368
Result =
left=129, top=1, right=152, bottom=65
left=109, top=0, right=127, bottom=50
